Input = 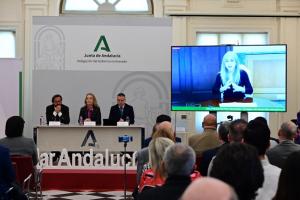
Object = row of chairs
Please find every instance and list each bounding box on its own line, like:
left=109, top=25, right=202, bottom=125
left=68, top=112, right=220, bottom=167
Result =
left=9, top=155, right=43, bottom=199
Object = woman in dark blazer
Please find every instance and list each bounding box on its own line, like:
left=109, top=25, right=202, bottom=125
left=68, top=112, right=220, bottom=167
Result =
left=78, top=93, right=101, bottom=125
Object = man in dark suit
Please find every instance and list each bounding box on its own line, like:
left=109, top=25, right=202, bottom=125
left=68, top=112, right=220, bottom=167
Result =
left=46, top=94, right=70, bottom=124
left=267, top=121, right=300, bottom=168
left=138, top=144, right=195, bottom=200
left=109, top=93, right=134, bottom=125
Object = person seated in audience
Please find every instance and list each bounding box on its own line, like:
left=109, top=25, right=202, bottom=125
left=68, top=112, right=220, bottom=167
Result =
left=188, top=114, right=220, bottom=157
left=0, top=145, right=15, bottom=197
left=108, top=92, right=135, bottom=125
left=136, top=121, right=175, bottom=184
left=138, top=137, right=175, bottom=192
left=210, top=143, right=264, bottom=200
left=46, top=94, right=70, bottom=124
left=207, top=118, right=248, bottom=175
left=143, top=114, right=181, bottom=148
left=78, top=93, right=101, bottom=125
left=244, top=120, right=281, bottom=200
left=273, top=150, right=300, bottom=200
left=266, top=121, right=300, bottom=168
left=181, top=177, right=238, bottom=200
left=254, top=116, right=279, bottom=148
left=292, top=111, right=300, bottom=144
left=138, top=144, right=197, bottom=200
left=227, top=118, right=247, bottom=143
left=200, top=121, right=230, bottom=176
left=0, top=116, right=38, bottom=166
left=0, top=145, right=26, bottom=200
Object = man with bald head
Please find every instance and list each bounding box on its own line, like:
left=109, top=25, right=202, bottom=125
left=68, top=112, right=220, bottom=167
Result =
left=189, top=114, right=220, bottom=156
left=266, top=121, right=300, bottom=168
left=181, top=177, right=238, bottom=200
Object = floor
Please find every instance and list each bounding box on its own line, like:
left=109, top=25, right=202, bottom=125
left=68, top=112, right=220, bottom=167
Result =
left=39, top=190, right=134, bottom=200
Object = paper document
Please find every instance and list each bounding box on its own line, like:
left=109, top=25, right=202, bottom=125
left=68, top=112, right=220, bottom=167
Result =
left=219, top=102, right=257, bottom=107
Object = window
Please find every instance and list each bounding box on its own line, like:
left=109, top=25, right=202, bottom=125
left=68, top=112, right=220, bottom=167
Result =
left=61, top=0, right=153, bottom=15
left=0, top=31, right=16, bottom=58
left=197, top=33, right=268, bottom=45
left=195, top=32, right=269, bottom=133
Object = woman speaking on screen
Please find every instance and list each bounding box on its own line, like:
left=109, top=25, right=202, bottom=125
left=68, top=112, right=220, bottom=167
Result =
left=212, top=51, right=253, bottom=101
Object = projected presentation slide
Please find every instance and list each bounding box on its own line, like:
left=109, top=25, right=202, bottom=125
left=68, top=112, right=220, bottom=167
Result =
left=171, top=45, right=286, bottom=112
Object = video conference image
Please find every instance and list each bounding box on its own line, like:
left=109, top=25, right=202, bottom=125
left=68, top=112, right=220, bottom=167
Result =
left=171, top=45, right=287, bottom=112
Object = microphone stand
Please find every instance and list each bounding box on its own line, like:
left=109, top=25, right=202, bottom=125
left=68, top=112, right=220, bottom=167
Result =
left=123, top=141, right=128, bottom=200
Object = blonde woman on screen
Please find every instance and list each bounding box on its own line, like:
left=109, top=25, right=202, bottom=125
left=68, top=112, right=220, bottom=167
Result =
left=212, top=51, right=253, bottom=101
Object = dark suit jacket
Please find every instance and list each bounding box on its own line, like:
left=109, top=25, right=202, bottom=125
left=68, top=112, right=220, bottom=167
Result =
left=200, top=143, right=227, bottom=176
left=79, top=106, right=101, bottom=125
left=138, top=175, right=191, bottom=200
left=0, top=145, right=15, bottom=194
left=266, top=140, right=300, bottom=168
left=46, top=104, right=70, bottom=124
left=109, top=103, right=134, bottom=125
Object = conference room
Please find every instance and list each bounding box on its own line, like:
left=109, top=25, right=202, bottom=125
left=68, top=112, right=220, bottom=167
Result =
left=1, top=0, right=300, bottom=199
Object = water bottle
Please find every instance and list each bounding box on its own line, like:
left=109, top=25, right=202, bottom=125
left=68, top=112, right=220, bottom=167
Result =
left=79, top=116, right=83, bottom=125
left=40, top=116, right=45, bottom=126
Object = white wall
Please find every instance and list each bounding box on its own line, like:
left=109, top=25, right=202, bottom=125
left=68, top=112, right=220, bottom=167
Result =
left=0, top=0, right=300, bottom=137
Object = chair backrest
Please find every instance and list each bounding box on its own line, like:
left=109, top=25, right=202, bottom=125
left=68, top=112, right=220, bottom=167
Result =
left=10, top=155, right=34, bottom=186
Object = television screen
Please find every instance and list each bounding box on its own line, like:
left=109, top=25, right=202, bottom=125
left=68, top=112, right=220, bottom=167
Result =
left=171, top=45, right=287, bottom=112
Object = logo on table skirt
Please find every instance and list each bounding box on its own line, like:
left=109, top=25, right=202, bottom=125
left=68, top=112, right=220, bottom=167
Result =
left=94, top=35, right=111, bottom=52
left=81, top=130, right=98, bottom=147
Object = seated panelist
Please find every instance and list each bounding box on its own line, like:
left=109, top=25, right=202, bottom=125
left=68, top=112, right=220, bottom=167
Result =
left=78, top=93, right=101, bottom=125
left=109, top=93, right=134, bottom=125
left=46, top=94, right=70, bottom=124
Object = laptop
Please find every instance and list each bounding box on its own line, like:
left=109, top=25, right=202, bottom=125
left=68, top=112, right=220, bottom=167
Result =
left=103, top=118, right=117, bottom=126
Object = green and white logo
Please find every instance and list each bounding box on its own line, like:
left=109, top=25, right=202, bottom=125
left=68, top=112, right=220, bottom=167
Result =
left=94, top=35, right=111, bottom=52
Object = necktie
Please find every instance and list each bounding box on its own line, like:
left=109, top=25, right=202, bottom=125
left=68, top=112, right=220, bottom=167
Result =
left=120, top=107, right=123, bottom=117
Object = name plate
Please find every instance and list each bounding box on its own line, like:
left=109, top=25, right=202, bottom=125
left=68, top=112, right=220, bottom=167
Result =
left=117, top=121, right=129, bottom=127
left=84, top=121, right=96, bottom=126
left=49, top=121, right=61, bottom=126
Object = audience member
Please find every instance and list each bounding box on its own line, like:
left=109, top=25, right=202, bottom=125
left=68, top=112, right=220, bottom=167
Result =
left=210, top=143, right=264, bottom=200
left=181, top=177, right=238, bottom=200
left=46, top=94, right=70, bottom=124
left=293, top=111, right=300, bottom=144
left=0, top=145, right=15, bottom=197
left=138, top=144, right=196, bottom=200
left=207, top=119, right=247, bottom=175
left=0, top=116, right=38, bottom=165
left=253, top=116, right=279, bottom=148
left=138, top=137, right=174, bottom=192
left=0, top=145, right=26, bottom=200
left=228, top=118, right=248, bottom=143
left=136, top=121, right=175, bottom=184
left=189, top=114, right=220, bottom=156
left=244, top=120, right=281, bottom=200
left=200, top=121, right=230, bottom=176
left=273, top=150, right=300, bottom=200
left=143, top=114, right=174, bottom=147
left=266, top=121, right=300, bottom=168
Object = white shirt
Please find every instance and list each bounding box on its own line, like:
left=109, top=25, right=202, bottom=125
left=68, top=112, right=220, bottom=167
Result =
left=256, top=157, right=281, bottom=200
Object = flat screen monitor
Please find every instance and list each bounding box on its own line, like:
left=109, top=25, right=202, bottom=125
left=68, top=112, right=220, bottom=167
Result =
left=171, top=44, right=287, bottom=112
